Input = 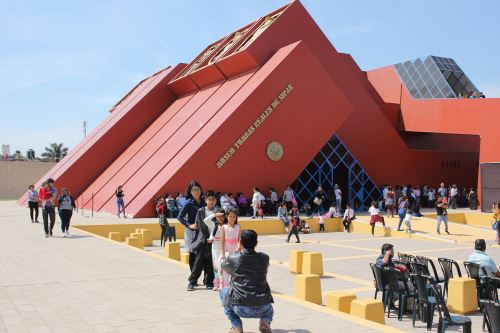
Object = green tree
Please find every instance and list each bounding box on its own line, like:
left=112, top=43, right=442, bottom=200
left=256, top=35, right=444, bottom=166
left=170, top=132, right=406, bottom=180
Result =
left=41, top=143, right=68, bottom=162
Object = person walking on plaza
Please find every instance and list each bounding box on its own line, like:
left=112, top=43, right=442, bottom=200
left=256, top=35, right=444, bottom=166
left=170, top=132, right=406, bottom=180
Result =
left=187, top=190, right=217, bottom=291
left=156, top=196, right=171, bottom=247
left=342, top=203, right=355, bottom=232
left=396, top=196, right=409, bottom=231
left=178, top=181, right=204, bottom=275
left=286, top=211, right=300, bottom=243
left=220, top=208, right=241, bottom=288
left=39, top=178, right=57, bottom=238
left=436, top=198, right=450, bottom=235
left=251, top=187, right=262, bottom=219
left=27, top=184, right=39, bottom=223
left=115, top=185, right=126, bottom=218
left=58, top=188, right=75, bottom=237
left=369, top=201, right=385, bottom=237
left=220, top=230, right=274, bottom=333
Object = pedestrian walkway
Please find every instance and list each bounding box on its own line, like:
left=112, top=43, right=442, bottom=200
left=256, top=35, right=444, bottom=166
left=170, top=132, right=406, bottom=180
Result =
left=0, top=201, right=399, bottom=333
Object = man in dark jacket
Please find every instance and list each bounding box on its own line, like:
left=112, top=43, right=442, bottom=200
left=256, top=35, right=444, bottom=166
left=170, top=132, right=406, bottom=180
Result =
left=220, top=230, right=273, bottom=333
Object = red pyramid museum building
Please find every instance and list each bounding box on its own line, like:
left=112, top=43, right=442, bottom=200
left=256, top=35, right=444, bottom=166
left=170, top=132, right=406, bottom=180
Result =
left=20, top=1, right=500, bottom=216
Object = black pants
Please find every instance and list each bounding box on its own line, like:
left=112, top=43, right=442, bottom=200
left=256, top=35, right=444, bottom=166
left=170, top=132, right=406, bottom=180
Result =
left=59, top=209, right=72, bottom=232
left=189, top=243, right=214, bottom=286
left=343, top=218, right=352, bottom=231
left=29, top=201, right=39, bottom=221
left=319, top=224, right=325, bottom=231
left=287, top=226, right=300, bottom=242
left=371, top=220, right=385, bottom=235
left=42, top=206, right=56, bottom=235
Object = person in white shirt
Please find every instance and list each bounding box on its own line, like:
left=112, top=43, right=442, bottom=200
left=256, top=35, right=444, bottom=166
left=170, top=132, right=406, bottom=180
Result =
left=220, top=193, right=231, bottom=210
left=403, top=209, right=412, bottom=233
left=427, top=189, right=435, bottom=208
left=342, top=203, right=355, bottom=232
left=283, top=186, right=295, bottom=210
left=269, top=188, right=278, bottom=215
left=251, top=187, right=262, bottom=219
left=369, top=201, right=386, bottom=237
left=450, top=185, right=458, bottom=209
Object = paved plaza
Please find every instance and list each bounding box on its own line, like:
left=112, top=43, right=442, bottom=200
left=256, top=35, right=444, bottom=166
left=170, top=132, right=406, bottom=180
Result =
left=1, top=201, right=499, bottom=332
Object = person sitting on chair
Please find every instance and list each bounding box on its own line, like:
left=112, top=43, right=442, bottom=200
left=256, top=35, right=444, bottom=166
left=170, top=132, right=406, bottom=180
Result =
left=466, top=239, right=500, bottom=277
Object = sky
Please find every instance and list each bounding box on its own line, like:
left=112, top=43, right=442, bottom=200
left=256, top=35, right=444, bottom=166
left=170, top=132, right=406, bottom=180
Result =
left=1, top=0, right=499, bottom=156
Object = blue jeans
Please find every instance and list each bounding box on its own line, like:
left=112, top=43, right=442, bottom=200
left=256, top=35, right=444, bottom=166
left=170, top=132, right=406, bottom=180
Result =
left=116, top=198, right=125, bottom=216
left=437, top=215, right=448, bottom=232
left=336, top=198, right=342, bottom=210
left=219, top=288, right=273, bottom=328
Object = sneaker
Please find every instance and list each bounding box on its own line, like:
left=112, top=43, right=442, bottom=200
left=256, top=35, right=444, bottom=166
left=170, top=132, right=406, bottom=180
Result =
left=63, top=233, right=66, bottom=238
left=295, top=241, right=300, bottom=243
left=259, top=319, right=271, bottom=333
left=45, top=234, right=49, bottom=238
left=35, top=220, right=40, bottom=223
left=49, top=232, right=53, bottom=237
left=251, top=216, right=256, bottom=219
left=206, top=285, right=214, bottom=290
left=187, top=283, right=195, bottom=291
left=66, top=231, right=70, bottom=237
left=212, top=286, right=219, bottom=291
left=445, top=230, right=450, bottom=235
left=437, top=230, right=441, bottom=235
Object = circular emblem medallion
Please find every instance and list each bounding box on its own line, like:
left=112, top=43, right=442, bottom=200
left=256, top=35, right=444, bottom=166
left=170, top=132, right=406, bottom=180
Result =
left=266, top=142, right=284, bottom=161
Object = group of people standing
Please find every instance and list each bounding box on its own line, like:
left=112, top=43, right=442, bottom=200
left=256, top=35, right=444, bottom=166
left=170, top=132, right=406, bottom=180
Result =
left=27, top=178, right=76, bottom=238
left=176, top=180, right=274, bottom=333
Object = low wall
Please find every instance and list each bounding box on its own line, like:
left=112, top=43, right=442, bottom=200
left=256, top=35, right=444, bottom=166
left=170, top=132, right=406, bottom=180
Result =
left=424, top=212, right=494, bottom=228
left=0, top=161, right=56, bottom=199
left=72, top=217, right=433, bottom=242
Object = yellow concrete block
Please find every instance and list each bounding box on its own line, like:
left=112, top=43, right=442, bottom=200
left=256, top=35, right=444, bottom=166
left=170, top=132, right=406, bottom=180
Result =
left=181, top=252, right=190, bottom=265
left=325, top=292, right=357, bottom=313
left=289, top=250, right=307, bottom=274
left=164, top=242, right=181, bottom=261
left=302, top=252, right=323, bottom=276
left=108, top=232, right=121, bottom=242
left=294, top=274, right=322, bottom=305
left=125, top=236, right=143, bottom=249
left=136, top=229, right=152, bottom=246
left=447, top=277, right=478, bottom=314
left=350, top=298, right=385, bottom=324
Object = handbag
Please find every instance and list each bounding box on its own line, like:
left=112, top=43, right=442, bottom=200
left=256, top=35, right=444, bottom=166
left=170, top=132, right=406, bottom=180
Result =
left=313, top=197, right=322, bottom=205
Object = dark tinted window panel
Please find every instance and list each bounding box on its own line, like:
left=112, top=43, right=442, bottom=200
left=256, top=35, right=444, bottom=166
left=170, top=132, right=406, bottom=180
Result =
left=459, top=74, right=469, bottom=85
left=442, top=70, right=452, bottom=80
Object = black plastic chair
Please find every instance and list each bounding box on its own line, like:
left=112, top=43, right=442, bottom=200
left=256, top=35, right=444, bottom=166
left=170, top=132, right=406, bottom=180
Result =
left=383, top=267, right=415, bottom=320
left=463, top=261, right=488, bottom=308
left=410, top=261, right=431, bottom=276
left=369, top=263, right=386, bottom=301
left=429, top=280, right=472, bottom=333
left=480, top=300, right=500, bottom=333
left=410, top=273, right=436, bottom=331
left=481, top=276, right=500, bottom=330
left=416, top=256, right=446, bottom=286
left=438, top=258, right=462, bottom=298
